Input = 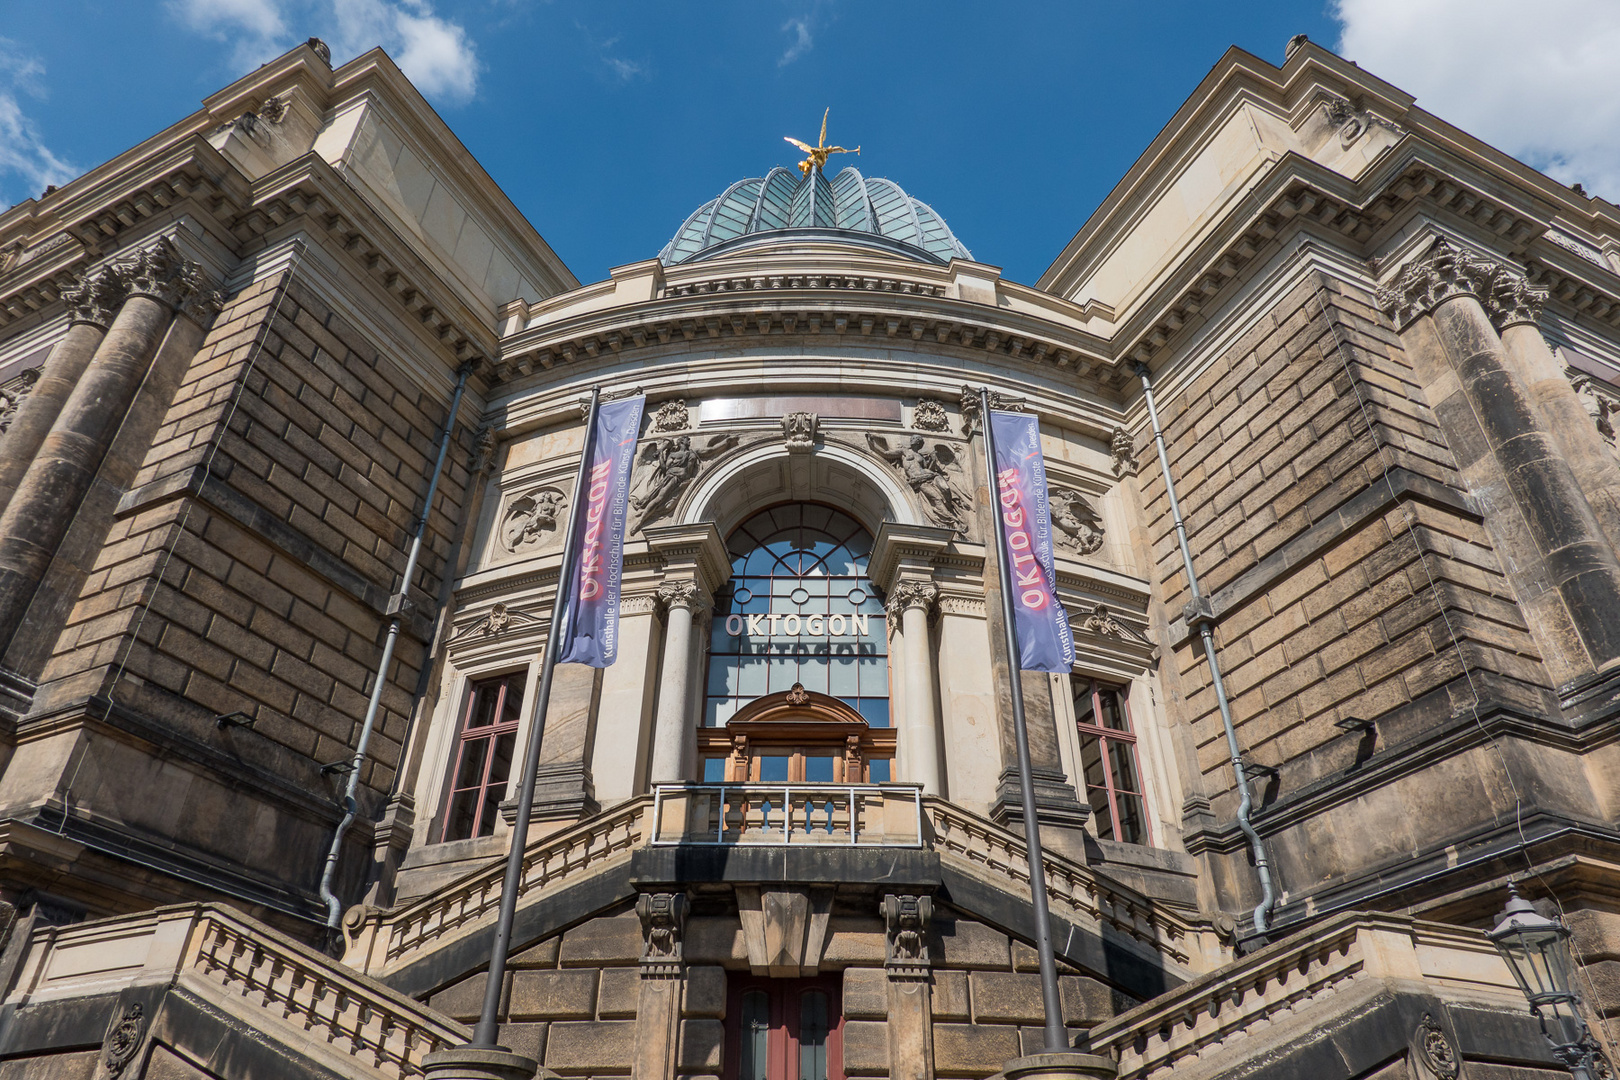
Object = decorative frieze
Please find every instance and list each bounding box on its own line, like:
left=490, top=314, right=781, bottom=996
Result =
left=1049, top=488, right=1105, bottom=555
left=881, top=893, right=934, bottom=980
left=781, top=410, right=818, bottom=452
left=666, top=273, right=945, bottom=298
left=636, top=890, right=688, bottom=978
left=866, top=433, right=971, bottom=533
left=1377, top=237, right=1549, bottom=331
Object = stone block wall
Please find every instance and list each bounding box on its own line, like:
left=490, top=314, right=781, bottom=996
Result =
left=36, top=269, right=472, bottom=791
left=421, top=905, right=1121, bottom=1079
left=1138, top=273, right=1556, bottom=909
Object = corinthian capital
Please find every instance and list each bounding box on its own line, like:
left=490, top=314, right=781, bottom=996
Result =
left=1484, top=271, right=1548, bottom=330
left=1377, top=238, right=1494, bottom=329
left=1377, top=237, right=1548, bottom=332
left=60, top=265, right=128, bottom=329
left=884, top=580, right=939, bottom=623
left=122, top=237, right=218, bottom=317
left=656, top=578, right=707, bottom=614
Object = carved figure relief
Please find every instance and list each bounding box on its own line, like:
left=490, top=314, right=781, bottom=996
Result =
left=911, top=399, right=949, bottom=432
left=500, top=486, right=567, bottom=554
left=1111, top=426, right=1138, bottom=478
left=0, top=369, right=41, bottom=435
left=630, top=433, right=740, bottom=532
left=958, top=383, right=1026, bottom=435
left=782, top=410, right=818, bottom=452
left=1049, top=487, right=1105, bottom=555
left=649, top=399, right=690, bottom=432
left=866, top=433, right=971, bottom=533
left=1569, top=369, right=1620, bottom=461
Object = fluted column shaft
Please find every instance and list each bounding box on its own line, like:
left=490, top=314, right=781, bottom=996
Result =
left=649, top=580, right=705, bottom=783
left=890, top=580, right=942, bottom=795
left=0, top=239, right=215, bottom=660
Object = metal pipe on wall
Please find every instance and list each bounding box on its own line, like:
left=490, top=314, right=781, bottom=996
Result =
left=1134, top=362, right=1277, bottom=937
left=319, top=362, right=471, bottom=929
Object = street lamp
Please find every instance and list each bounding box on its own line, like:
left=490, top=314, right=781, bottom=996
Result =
left=1489, top=882, right=1605, bottom=1080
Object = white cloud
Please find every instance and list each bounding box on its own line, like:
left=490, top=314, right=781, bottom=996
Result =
left=1334, top=0, right=1620, bottom=199
left=778, top=17, right=813, bottom=67
left=166, top=0, right=480, bottom=105
left=0, top=38, right=79, bottom=210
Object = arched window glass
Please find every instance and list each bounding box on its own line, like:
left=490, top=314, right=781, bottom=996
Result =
left=706, top=505, right=889, bottom=727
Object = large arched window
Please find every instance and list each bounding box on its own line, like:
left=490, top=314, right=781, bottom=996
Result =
left=705, top=505, right=889, bottom=728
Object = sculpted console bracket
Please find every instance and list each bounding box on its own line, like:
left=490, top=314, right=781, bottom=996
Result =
left=882, top=893, right=934, bottom=981
left=636, top=891, right=688, bottom=978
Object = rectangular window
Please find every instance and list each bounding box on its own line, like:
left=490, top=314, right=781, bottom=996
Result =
left=440, top=672, right=525, bottom=842
left=1073, top=680, right=1150, bottom=845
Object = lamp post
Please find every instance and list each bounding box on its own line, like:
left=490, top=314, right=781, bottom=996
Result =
left=1489, top=882, right=1605, bottom=1080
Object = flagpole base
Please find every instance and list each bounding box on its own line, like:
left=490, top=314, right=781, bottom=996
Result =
left=999, top=1052, right=1118, bottom=1080
left=422, top=1046, right=545, bottom=1080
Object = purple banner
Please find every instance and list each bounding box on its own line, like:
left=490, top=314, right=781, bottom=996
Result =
left=990, top=409, right=1075, bottom=673
left=557, top=395, right=645, bottom=667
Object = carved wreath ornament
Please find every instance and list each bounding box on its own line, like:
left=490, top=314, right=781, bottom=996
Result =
left=1413, top=1013, right=1460, bottom=1080
left=102, top=1002, right=146, bottom=1077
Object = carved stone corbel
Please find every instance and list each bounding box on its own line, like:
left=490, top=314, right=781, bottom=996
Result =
left=782, top=410, right=818, bottom=452
left=881, top=893, right=934, bottom=980
left=1110, top=426, right=1138, bottom=478
left=636, top=891, right=688, bottom=978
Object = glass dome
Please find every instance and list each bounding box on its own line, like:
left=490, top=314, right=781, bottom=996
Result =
left=659, top=166, right=971, bottom=266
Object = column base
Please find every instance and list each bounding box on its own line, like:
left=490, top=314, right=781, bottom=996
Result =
left=999, top=1051, right=1118, bottom=1080
left=422, top=1046, right=547, bottom=1080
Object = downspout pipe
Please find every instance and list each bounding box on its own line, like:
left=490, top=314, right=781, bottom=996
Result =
left=1135, top=362, right=1276, bottom=937
left=319, top=362, right=471, bottom=929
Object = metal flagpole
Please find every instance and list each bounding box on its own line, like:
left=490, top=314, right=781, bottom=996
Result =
left=470, top=386, right=601, bottom=1049
left=979, top=387, right=1069, bottom=1052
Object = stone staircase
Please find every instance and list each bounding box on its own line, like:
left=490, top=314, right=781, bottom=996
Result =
left=3, top=904, right=467, bottom=1079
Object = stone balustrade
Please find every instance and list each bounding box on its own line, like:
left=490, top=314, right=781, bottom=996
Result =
left=1086, top=913, right=1523, bottom=1080
left=923, top=797, right=1207, bottom=969
left=5, top=904, right=466, bottom=1080
left=651, top=782, right=924, bottom=846
left=342, top=795, right=651, bottom=976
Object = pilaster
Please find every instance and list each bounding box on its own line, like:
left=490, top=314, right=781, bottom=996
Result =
left=634, top=891, right=688, bottom=1080
left=882, top=893, right=936, bottom=1080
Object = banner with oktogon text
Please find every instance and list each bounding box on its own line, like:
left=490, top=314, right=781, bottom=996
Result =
left=989, top=409, right=1075, bottom=673
left=557, top=395, right=645, bottom=666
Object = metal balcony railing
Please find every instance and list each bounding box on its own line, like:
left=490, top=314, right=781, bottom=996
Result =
left=651, top=783, right=924, bottom=847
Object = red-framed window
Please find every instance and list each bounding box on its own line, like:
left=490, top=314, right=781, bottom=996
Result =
left=440, top=672, right=525, bottom=842
left=725, top=975, right=843, bottom=1080
left=1073, top=679, right=1150, bottom=846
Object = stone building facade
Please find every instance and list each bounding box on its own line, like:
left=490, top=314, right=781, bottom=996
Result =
left=1, top=32, right=1619, bottom=1080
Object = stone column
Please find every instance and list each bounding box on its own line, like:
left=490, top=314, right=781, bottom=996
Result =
left=0, top=265, right=126, bottom=516
left=881, top=893, right=936, bottom=1080
left=1489, top=279, right=1620, bottom=549
left=643, top=524, right=730, bottom=785
left=634, top=891, right=688, bottom=1080
left=1381, top=239, right=1620, bottom=667
left=0, top=238, right=214, bottom=660
left=887, top=581, right=943, bottom=795
left=650, top=580, right=707, bottom=782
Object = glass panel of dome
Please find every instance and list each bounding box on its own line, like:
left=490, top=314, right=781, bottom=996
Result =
left=831, top=169, right=873, bottom=231
left=756, top=168, right=797, bottom=230
left=707, top=179, right=763, bottom=244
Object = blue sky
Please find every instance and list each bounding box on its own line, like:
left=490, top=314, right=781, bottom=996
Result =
left=3, top=2, right=1616, bottom=288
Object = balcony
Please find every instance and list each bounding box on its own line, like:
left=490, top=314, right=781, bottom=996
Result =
left=650, top=783, right=924, bottom=847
